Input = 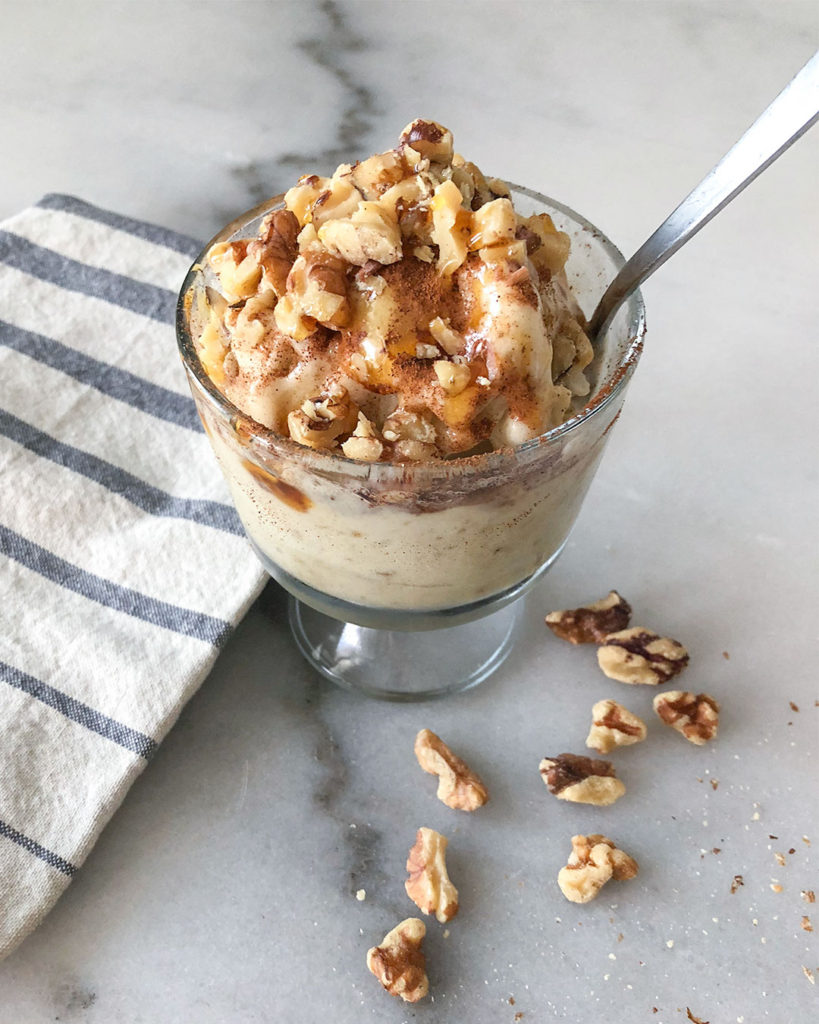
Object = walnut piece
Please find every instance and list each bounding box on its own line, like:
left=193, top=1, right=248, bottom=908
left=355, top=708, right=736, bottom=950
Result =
left=318, top=201, right=402, bottom=266
left=405, top=827, right=459, bottom=923
left=247, top=209, right=300, bottom=296
left=287, top=387, right=358, bottom=450
left=557, top=833, right=639, bottom=904
left=400, top=119, right=454, bottom=164
left=433, top=359, right=471, bottom=396
left=366, top=918, right=428, bottom=1003
left=597, top=627, right=689, bottom=684
left=285, top=249, right=350, bottom=329
left=341, top=411, right=383, bottom=462
left=653, top=691, right=720, bottom=745
left=545, top=590, right=632, bottom=644
left=414, top=728, right=489, bottom=811
left=539, top=752, right=625, bottom=806
left=586, top=699, right=647, bottom=754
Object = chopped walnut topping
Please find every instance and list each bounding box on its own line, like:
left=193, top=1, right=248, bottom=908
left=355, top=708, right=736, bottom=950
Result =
left=285, top=249, right=350, bottom=328
left=414, top=729, right=488, bottom=811
left=557, top=834, right=638, bottom=903
left=430, top=179, right=469, bottom=275
left=428, top=316, right=463, bottom=356
left=653, top=691, right=720, bottom=745
left=208, top=241, right=262, bottom=303
left=366, top=918, right=428, bottom=1003
left=802, top=890, right=816, bottom=903
left=598, top=627, right=689, bottom=685
left=539, top=753, right=625, bottom=806
left=802, top=916, right=813, bottom=932
left=341, top=411, right=383, bottom=462
left=400, top=118, right=454, bottom=164
left=382, top=410, right=437, bottom=461
left=319, top=200, right=402, bottom=266
left=586, top=699, right=647, bottom=754
left=405, top=827, right=459, bottom=923
left=545, top=590, right=632, bottom=644
left=287, top=387, right=358, bottom=450
left=247, top=209, right=300, bottom=296
left=433, top=359, right=471, bottom=396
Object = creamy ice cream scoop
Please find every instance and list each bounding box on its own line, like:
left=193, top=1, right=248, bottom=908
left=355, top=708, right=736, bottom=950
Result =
left=196, top=119, right=593, bottom=461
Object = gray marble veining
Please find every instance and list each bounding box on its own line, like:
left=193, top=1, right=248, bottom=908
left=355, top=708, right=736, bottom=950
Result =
left=1, top=1, right=818, bottom=1021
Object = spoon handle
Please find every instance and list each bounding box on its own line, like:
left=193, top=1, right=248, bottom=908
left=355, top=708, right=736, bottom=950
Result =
left=587, top=50, right=819, bottom=338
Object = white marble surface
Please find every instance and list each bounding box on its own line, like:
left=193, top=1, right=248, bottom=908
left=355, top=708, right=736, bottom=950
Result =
left=2, top=1, right=818, bottom=1021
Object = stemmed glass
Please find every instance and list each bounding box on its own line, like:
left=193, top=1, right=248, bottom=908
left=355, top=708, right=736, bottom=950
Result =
left=176, top=185, right=645, bottom=700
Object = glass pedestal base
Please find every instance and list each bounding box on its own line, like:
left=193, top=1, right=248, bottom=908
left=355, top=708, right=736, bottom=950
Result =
left=288, top=596, right=522, bottom=701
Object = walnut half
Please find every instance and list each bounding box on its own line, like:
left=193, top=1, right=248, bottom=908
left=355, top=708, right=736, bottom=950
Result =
left=654, top=691, right=720, bottom=745
left=539, top=752, right=625, bottom=806
left=597, top=627, right=689, bottom=685
left=545, top=590, right=632, bottom=644
left=557, top=834, right=639, bottom=904
left=366, top=918, right=428, bottom=1003
left=414, top=729, right=488, bottom=811
left=405, top=827, right=459, bottom=923
left=586, top=699, right=647, bottom=754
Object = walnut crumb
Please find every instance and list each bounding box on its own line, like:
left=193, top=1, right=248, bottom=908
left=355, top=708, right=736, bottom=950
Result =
left=557, top=833, right=638, bottom=904
left=366, top=918, right=428, bottom=1003
left=653, top=691, right=719, bottom=745
left=598, top=628, right=689, bottom=684
left=414, top=729, right=488, bottom=811
left=585, top=699, right=647, bottom=754
left=539, top=752, right=625, bottom=806
left=802, top=890, right=816, bottom=903
left=545, top=590, right=632, bottom=644
left=802, top=916, right=813, bottom=932
left=405, top=827, right=459, bottom=922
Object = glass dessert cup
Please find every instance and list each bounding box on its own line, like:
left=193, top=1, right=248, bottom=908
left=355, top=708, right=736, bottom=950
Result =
left=176, top=186, right=645, bottom=701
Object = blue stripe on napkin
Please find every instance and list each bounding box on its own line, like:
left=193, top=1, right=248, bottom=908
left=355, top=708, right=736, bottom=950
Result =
left=0, top=525, right=232, bottom=646
left=0, top=820, right=76, bottom=877
left=0, top=662, right=158, bottom=760
left=0, top=231, right=177, bottom=324
left=0, top=320, right=201, bottom=432
left=0, top=409, right=242, bottom=536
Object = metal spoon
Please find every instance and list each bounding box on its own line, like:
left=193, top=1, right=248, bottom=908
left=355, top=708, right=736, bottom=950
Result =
left=587, top=50, right=819, bottom=340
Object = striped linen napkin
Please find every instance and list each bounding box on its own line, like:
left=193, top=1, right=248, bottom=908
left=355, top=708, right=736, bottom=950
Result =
left=0, top=195, right=267, bottom=959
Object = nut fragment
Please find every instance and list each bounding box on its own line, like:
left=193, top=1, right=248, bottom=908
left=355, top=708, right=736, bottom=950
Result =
left=414, top=728, right=488, bottom=811
left=557, top=834, right=638, bottom=903
left=318, top=201, right=403, bottom=266
left=366, top=918, right=428, bottom=1003
left=341, top=411, right=384, bottom=462
left=598, top=627, right=689, bottom=685
left=586, top=699, right=647, bottom=754
left=287, top=387, right=358, bottom=449
left=247, top=209, right=300, bottom=296
left=545, top=590, right=632, bottom=644
left=539, top=752, right=625, bottom=806
left=433, top=359, right=471, bottom=396
left=405, top=827, right=459, bottom=923
left=400, top=118, right=454, bottom=164
left=653, top=691, right=720, bottom=745
left=286, top=250, right=350, bottom=329
left=430, top=179, right=470, bottom=275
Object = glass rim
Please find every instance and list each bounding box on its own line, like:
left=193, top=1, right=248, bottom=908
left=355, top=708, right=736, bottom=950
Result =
left=176, top=184, right=646, bottom=477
